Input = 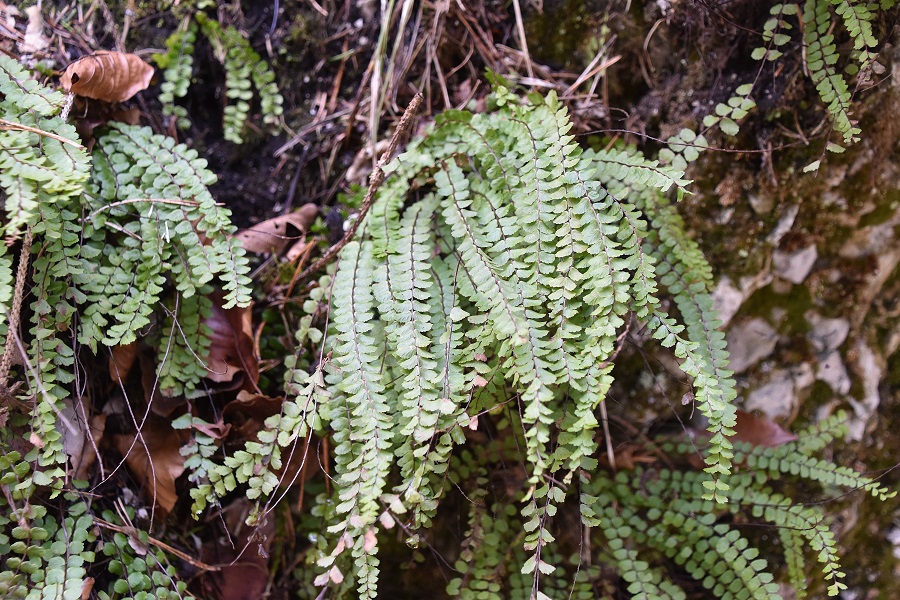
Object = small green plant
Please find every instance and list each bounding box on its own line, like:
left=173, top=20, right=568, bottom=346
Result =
left=0, top=53, right=250, bottom=598
left=173, top=85, right=725, bottom=594
left=154, top=10, right=284, bottom=143
left=660, top=0, right=896, bottom=175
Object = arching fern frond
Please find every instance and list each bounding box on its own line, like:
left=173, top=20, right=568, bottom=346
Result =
left=298, top=88, right=738, bottom=597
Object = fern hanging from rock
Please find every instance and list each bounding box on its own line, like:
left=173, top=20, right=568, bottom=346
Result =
left=273, top=86, right=739, bottom=597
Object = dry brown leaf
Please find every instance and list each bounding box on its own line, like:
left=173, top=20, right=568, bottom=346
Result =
left=70, top=413, right=106, bottom=481
left=76, top=104, right=141, bottom=152
left=596, top=441, right=658, bottom=470
left=732, top=409, right=798, bottom=448
left=109, top=342, right=138, bottom=382
left=113, top=416, right=187, bottom=514
left=222, top=391, right=284, bottom=441
left=199, top=498, right=274, bottom=600
left=60, top=51, right=154, bottom=103
left=235, top=204, right=319, bottom=254
left=205, top=295, right=258, bottom=390
left=80, top=577, right=95, bottom=600
left=141, top=351, right=186, bottom=416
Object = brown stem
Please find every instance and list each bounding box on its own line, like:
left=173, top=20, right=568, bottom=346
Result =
left=0, top=227, right=34, bottom=395
left=296, top=92, right=424, bottom=282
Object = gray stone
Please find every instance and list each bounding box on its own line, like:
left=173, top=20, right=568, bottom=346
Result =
left=806, top=313, right=850, bottom=353
left=766, top=204, right=799, bottom=246
left=772, top=244, right=817, bottom=284
left=744, top=364, right=814, bottom=421
left=726, top=318, right=779, bottom=373
left=816, top=351, right=851, bottom=394
left=748, top=193, right=774, bottom=216
left=846, top=340, right=883, bottom=441
left=744, top=372, right=795, bottom=420
left=712, top=277, right=744, bottom=327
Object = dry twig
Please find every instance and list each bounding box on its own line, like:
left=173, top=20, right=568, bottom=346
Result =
left=295, top=92, right=424, bottom=282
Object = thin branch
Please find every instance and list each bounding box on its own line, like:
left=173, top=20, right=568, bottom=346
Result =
left=0, top=118, right=85, bottom=150
left=0, top=227, right=34, bottom=393
left=93, top=516, right=222, bottom=572
left=295, top=92, right=424, bottom=282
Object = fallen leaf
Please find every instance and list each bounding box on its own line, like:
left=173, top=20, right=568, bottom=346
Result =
left=80, top=577, right=94, bottom=600
left=731, top=409, right=798, bottom=448
left=109, top=342, right=138, bottom=382
left=74, top=414, right=106, bottom=481
left=60, top=51, right=154, bottom=103
left=18, top=6, right=49, bottom=54
left=596, top=442, right=657, bottom=470
left=59, top=394, right=107, bottom=480
left=205, top=294, right=258, bottom=391
left=222, top=391, right=284, bottom=441
left=113, top=416, right=187, bottom=514
left=199, top=498, right=274, bottom=600
left=141, top=351, right=186, bottom=417
left=235, top=204, right=319, bottom=254
left=76, top=104, right=142, bottom=152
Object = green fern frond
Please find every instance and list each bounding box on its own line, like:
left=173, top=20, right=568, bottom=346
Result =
left=803, top=0, right=861, bottom=144
left=195, top=12, right=284, bottom=143
left=305, top=89, right=740, bottom=596
left=154, top=17, right=197, bottom=129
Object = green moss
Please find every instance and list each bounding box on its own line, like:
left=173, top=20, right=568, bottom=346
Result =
left=523, top=0, right=600, bottom=70
left=740, top=284, right=814, bottom=335
left=858, top=189, right=900, bottom=228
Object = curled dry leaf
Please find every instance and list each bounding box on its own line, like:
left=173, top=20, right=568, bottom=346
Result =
left=205, top=294, right=258, bottom=390
left=76, top=104, right=141, bottom=152
left=109, top=341, right=138, bottom=382
left=222, top=390, right=284, bottom=441
left=60, top=51, right=154, bottom=103
left=113, top=416, right=187, bottom=514
left=80, top=577, right=94, bottom=600
left=235, top=204, right=319, bottom=254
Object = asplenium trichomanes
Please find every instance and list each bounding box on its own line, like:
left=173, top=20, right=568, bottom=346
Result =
left=282, top=85, right=737, bottom=597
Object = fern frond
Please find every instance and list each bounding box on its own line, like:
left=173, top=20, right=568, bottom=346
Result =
left=196, top=13, right=283, bottom=143
left=155, top=17, right=197, bottom=129
left=0, top=55, right=89, bottom=240
left=803, top=0, right=861, bottom=143
left=319, top=239, right=393, bottom=598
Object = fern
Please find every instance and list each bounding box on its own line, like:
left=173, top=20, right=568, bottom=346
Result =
left=153, top=10, right=284, bottom=142
left=0, top=50, right=253, bottom=600
left=577, top=412, right=893, bottom=599
left=155, top=17, right=197, bottom=130
left=0, top=449, right=193, bottom=599
left=279, top=87, right=741, bottom=596
left=193, top=12, right=284, bottom=143
left=803, top=0, right=860, bottom=144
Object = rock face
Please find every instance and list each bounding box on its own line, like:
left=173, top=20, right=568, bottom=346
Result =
left=725, top=318, right=779, bottom=374
left=806, top=314, right=851, bottom=353
left=772, top=245, right=818, bottom=284
left=744, top=364, right=814, bottom=421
